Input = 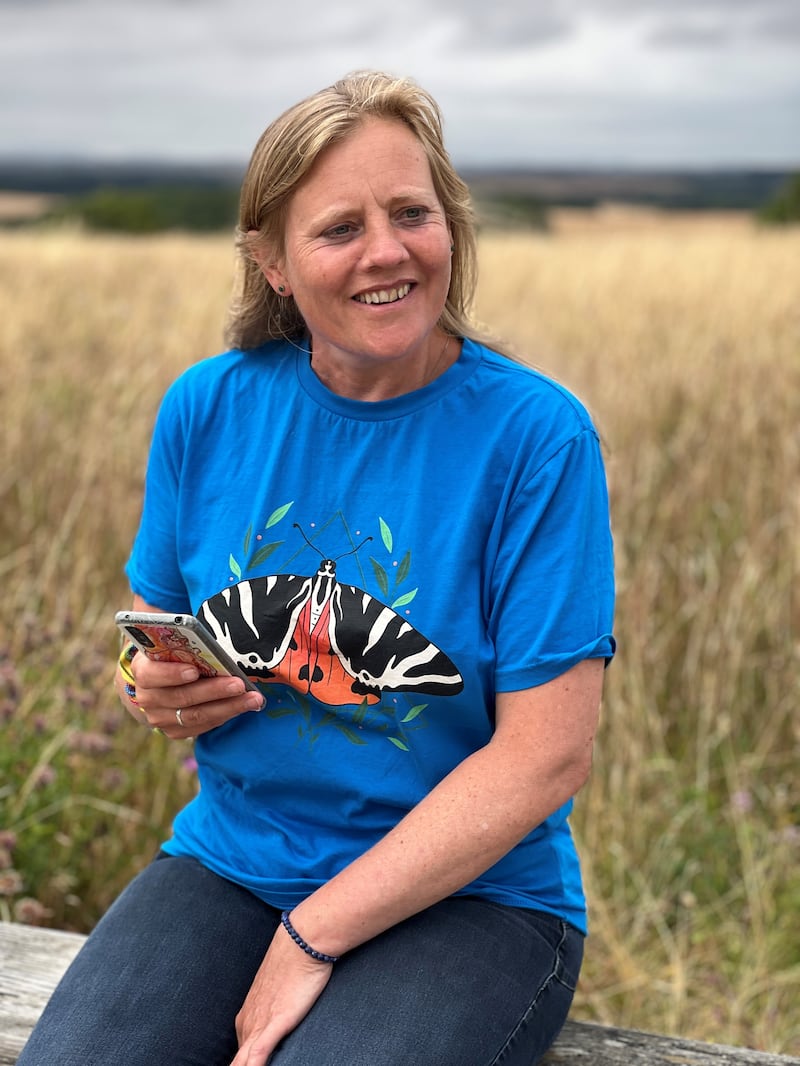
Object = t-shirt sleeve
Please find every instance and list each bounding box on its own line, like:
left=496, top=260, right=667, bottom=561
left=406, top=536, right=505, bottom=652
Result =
left=124, top=384, right=192, bottom=612
left=491, top=425, right=616, bottom=691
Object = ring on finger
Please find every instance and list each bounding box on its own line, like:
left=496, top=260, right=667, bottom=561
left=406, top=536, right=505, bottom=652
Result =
left=175, top=707, right=185, bottom=727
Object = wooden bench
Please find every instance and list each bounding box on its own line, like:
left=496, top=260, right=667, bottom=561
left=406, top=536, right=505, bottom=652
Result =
left=1, top=921, right=798, bottom=1065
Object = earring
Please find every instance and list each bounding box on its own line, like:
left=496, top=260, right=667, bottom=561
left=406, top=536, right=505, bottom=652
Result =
left=450, top=244, right=455, bottom=254
left=278, top=285, right=285, bottom=293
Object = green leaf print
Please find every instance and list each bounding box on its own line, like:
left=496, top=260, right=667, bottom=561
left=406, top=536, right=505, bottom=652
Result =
left=379, top=517, right=393, bottom=552
left=369, top=556, right=389, bottom=598
left=243, top=524, right=252, bottom=556
left=266, top=501, right=294, bottom=528
left=333, top=722, right=368, bottom=745
left=391, top=588, right=418, bottom=609
left=265, top=706, right=295, bottom=720
left=353, top=699, right=370, bottom=726
left=400, top=704, right=427, bottom=724
left=229, top=554, right=242, bottom=580
left=248, top=541, right=282, bottom=570
left=387, top=736, right=410, bottom=751
left=395, top=550, right=411, bottom=586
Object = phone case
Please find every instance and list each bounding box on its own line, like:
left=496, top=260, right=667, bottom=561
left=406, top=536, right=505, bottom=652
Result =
left=115, top=611, right=259, bottom=691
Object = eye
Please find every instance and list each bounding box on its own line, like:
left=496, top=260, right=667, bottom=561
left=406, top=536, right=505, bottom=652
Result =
left=323, top=222, right=355, bottom=239
left=399, top=206, right=428, bottom=223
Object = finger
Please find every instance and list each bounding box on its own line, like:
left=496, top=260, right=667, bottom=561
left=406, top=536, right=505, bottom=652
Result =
left=176, top=675, right=253, bottom=707
left=135, top=675, right=255, bottom=719
left=141, top=688, right=264, bottom=739
left=131, top=656, right=200, bottom=687
left=230, top=1044, right=251, bottom=1066
left=231, top=1032, right=278, bottom=1066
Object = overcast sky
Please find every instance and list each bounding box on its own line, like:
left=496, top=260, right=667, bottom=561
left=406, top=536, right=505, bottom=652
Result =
left=1, top=0, right=798, bottom=169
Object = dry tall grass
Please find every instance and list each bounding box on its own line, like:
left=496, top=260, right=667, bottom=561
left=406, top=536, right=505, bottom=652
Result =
left=1, top=215, right=798, bottom=1054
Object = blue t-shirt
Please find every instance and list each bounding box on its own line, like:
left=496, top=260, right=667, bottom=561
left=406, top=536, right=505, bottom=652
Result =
left=126, top=337, right=615, bottom=933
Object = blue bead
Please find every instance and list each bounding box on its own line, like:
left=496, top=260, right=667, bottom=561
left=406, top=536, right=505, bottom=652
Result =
left=280, top=910, right=339, bottom=964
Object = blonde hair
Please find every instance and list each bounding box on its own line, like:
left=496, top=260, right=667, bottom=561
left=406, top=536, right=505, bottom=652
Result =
left=225, top=71, right=483, bottom=352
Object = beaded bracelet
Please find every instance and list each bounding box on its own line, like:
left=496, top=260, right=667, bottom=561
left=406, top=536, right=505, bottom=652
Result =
left=280, top=910, right=339, bottom=964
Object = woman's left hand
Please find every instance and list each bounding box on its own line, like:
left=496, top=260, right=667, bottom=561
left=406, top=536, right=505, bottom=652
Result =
left=230, top=657, right=604, bottom=1064
left=230, top=924, right=333, bottom=1066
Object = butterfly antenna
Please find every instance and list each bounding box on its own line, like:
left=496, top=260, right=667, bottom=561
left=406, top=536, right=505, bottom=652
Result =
left=294, top=522, right=373, bottom=562
left=294, top=523, right=372, bottom=559
left=335, top=536, right=373, bottom=560
left=293, top=523, right=324, bottom=557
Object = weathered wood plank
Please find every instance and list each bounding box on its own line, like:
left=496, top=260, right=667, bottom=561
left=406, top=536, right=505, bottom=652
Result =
left=0, top=922, right=84, bottom=1065
left=542, top=1021, right=799, bottom=1066
left=1, top=921, right=798, bottom=1066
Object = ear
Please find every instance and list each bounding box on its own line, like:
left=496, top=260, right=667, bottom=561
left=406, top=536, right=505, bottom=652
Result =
left=249, top=231, right=291, bottom=296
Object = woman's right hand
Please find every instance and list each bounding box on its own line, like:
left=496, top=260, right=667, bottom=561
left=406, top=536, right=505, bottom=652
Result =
left=116, top=596, right=265, bottom=738
left=126, top=653, right=265, bottom=738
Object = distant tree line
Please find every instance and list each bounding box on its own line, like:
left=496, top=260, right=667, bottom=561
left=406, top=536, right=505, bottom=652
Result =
left=44, top=185, right=240, bottom=233
left=758, top=173, right=800, bottom=224
left=1, top=169, right=797, bottom=233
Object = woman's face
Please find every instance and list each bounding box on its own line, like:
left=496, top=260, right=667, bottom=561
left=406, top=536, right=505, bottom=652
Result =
left=260, top=117, right=454, bottom=397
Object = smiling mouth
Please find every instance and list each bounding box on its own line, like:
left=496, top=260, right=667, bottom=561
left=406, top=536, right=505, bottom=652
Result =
left=353, top=282, right=412, bottom=305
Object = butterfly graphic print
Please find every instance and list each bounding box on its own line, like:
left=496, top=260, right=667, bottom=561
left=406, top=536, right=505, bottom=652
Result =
left=197, top=526, right=464, bottom=708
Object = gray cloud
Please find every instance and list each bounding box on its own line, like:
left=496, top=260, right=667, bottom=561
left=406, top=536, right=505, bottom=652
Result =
left=422, top=1, right=573, bottom=49
left=0, top=0, right=797, bottom=166
left=577, top=0, right=792, bottom=14
left=646, top=23, right=734, bottom=48
left=583, top=0, right=800, bottom=47
left=754, top=7, right=800, bottom=41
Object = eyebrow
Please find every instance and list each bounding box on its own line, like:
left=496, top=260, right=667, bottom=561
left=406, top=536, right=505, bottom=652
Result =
left=300, top=189, right=440, bottom=231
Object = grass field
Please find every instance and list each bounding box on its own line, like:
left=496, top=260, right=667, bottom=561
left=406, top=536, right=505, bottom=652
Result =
left=1, top=212, right=798, bottom=1054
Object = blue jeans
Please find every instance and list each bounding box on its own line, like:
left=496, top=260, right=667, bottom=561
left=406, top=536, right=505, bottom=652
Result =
left=17, top=853, right=583, bottom=1066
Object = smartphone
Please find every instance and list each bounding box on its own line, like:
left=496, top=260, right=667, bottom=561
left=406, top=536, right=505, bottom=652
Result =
left=115, top=611, right=260, bottom=692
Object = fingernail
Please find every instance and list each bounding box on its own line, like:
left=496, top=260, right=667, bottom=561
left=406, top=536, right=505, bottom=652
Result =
left=181, top=668, right=199, bottom=682
left=224, top=678, right=245, bottom=695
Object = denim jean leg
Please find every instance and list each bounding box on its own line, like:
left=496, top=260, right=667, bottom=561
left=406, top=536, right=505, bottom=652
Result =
left=270, top=897, right=584, bottom=1066
left=16, top=854, right=281, bottom=1066
left=18, top=868, right=583, bottom=1066
left=489, top=914, right=584, bottom=1066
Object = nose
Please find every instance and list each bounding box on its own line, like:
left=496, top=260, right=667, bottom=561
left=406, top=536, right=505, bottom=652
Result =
left=360, top=220, right=410, bottom=269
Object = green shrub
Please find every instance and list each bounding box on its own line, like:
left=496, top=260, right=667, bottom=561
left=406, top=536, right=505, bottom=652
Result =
left=758, top=173, right=800, bottom=224
left=47, top=186, right=239, bottom=233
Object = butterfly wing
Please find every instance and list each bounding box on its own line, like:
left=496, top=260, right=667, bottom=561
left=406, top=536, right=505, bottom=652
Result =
left=198, top=575, right=313, bottom=679
left=329, top=584, right=464, bottom=698
left=198, top=573, right=463, bottom=704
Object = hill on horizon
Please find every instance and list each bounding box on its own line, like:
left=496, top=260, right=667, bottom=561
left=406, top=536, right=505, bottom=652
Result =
left=0, top=159, right=793, bottom=213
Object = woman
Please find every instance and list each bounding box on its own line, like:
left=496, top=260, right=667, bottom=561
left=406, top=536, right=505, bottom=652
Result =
left=19, top=71, right=615, bottom=1066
